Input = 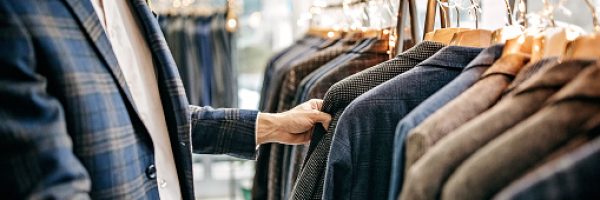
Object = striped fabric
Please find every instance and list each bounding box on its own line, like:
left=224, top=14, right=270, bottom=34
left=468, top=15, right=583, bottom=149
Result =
left=0, top=1, right=257, bottom=199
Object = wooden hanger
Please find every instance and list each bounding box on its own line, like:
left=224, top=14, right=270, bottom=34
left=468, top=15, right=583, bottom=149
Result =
left=530, top=27, right=568, bottom=62
left=426, top=0, right=492, bottom=47
left=502, top=34, right=534, bottom=56
left=563, top=33, right=600, bottom=60
left=307, top=27, right=344, bottom=39
left=430, top=28, right=470, bottom=44
left=450, top=29, right=492, bottom=47
left=447, top=0, right=493, bottom=47
left=562, top=0, right=600, bottom=60
left=492, top=25, right=524, bottom=44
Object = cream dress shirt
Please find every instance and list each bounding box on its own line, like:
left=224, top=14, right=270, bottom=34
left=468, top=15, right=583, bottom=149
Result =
left=90, top=1, right=182, bottom=199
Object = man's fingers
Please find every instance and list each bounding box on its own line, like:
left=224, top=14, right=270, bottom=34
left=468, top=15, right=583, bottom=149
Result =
left=311, top=111, right=331, bottom=131
left=309, top=99, right=324, bottom=110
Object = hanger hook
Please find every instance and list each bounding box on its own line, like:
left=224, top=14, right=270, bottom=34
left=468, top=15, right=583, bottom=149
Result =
left=517, top=0, right=528, bottom=27
left=472, top=0, right=480, bottom=29
left=504, top=0, right=514, bottom=25
left=455, top=0, right=460, bottom=27
left=362, top=0, right=371, bottom=29
left=541, top=0, right=556, bottom=27
left=583, top=0, right=600, bottom=32
left=437, top=0, right=451, bottom=27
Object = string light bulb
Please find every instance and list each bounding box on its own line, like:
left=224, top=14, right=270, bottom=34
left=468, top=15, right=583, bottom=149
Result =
left=226, top=18, right=238, bottom=31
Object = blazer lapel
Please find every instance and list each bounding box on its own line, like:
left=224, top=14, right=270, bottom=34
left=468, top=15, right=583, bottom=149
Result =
left=62, top=0, right=143, bottom=119
left=128, top=0, right=191, bottom=135
left=129, top=1, right=195, bottom=199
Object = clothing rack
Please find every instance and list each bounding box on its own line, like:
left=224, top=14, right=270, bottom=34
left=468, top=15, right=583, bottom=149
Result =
left=152, top=0, right=238, bottom=32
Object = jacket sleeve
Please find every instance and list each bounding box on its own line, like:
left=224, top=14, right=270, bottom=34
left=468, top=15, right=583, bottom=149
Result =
left=0, top=2, right=91, bottom=199
left=189, top=105, right=259, bottom=160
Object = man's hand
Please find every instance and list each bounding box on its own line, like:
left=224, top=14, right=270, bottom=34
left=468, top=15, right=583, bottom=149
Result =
left=256, top=99, right=332, bottom=145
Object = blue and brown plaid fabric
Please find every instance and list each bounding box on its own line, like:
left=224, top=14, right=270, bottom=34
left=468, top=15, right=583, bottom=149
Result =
left=0, top=1, right=257, bottom=199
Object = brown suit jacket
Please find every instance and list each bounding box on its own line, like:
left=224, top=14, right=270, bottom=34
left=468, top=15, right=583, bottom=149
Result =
left=442, top=61, right=600, bottom=200
left=402, top=54, right=530, bottom=177
left=399, top=59, right=595, bottom=200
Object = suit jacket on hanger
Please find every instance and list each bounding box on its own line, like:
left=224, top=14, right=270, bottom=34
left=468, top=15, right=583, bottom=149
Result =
left=293, top=39, right=374, bottom=106
left=290, top=37, right=391, bottom=200
left=493, top=133, right=600, bottom=200
left=442, top=62, right=600, bottom=200
left=388, top=44, right=503, bottom=200
left=318, top=42, right=446, bottom=162
left=503, top=57, right=559, bottom=96
left=253, top=36, right=327, bottom=200
left=301, top=39, right=390, bottom=102
left=253, top=35, right=313, bottom=200
left=403, top=53, right=530, bottom=175
left=324, top=45, right=482, bottom=200
left=0, top=1, right=258, bottom=199
left=275, top=38, right=361, bottom=200
left=399, top=59, right=596, bottom=200
left=265, top=38, right=354, bottom=200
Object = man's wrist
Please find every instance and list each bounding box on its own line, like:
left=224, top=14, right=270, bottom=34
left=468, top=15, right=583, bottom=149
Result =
left=256, top=112, right=281, bottom=145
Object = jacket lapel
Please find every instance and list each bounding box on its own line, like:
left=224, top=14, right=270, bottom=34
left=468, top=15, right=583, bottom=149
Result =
left=129, top=0, right=194, bottom=199
left=62, top=0, right=143, bottom=120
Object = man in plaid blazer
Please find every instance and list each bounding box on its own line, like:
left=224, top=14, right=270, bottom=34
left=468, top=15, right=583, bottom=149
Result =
left=0, top=0, right=330, bottom=199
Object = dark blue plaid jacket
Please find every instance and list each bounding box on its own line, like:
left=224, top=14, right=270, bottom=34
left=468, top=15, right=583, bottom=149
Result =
left=0, top=0, right=258, bottom=199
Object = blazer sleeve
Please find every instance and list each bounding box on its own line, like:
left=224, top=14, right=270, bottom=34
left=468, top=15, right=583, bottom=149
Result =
left=0, top=3, right=91, bottom=199
left=189, top=105, right=259, bottom=160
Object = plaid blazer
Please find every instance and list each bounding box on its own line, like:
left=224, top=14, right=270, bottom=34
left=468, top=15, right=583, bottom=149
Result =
left=0, top=1, right=258, bottom=199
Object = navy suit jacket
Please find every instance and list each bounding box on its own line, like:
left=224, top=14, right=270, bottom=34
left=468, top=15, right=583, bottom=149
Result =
left=0, top=0, right=258, bottom=199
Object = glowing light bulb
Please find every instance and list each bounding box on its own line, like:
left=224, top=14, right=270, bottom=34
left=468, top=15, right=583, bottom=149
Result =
left=327, top=31, right=335, bottom=38
left=227, top=19, right=238, bottom=29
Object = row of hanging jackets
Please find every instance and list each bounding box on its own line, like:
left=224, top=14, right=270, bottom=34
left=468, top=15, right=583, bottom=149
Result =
left=254, top=29, right=600, bottom=200
left=158, top=12, right=238, bottom=107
